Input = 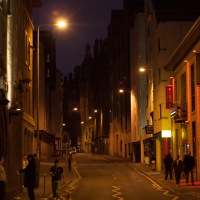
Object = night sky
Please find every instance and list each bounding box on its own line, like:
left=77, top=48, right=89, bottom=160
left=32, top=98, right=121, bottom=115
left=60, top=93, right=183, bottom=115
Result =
left=33, top=0, right=123, bottom=76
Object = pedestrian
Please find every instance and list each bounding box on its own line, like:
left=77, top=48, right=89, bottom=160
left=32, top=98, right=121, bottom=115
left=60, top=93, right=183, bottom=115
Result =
left=144, top=154, right=150, bottom=167
left=150, top=154, right=156, bottom=171
left=0, top=156, right=6, bottom=200
left=183, top=151, right=195, bottom=185
left=50, top=159, right=65, bottom=200
left=91, top=144, right=94, bottom=154
left=68, top=153, right=72, bottom=172
left=22, top=154, right=28, bottom=191
left=33, top=153, right=40, bottom=188
left=164, top=153, right=173, bottom=180
left=17, top=154, right=36, bottom=200
left=23, top=154, right=28, bottom=169
left=171, top=155, right=183, bottom=186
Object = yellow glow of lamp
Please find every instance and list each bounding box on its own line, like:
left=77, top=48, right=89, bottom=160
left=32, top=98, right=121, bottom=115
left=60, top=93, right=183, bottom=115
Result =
left=57, top=21, right=67, bottom=27
left=162, top=130, right=171, bottom=138
left=139, top=67, right=145, bottom=72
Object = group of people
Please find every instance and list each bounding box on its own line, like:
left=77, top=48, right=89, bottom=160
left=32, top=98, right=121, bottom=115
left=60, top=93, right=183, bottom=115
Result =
left=0, top=152, right=72, bottom=200
left=164, top=151, right=195, bottom=186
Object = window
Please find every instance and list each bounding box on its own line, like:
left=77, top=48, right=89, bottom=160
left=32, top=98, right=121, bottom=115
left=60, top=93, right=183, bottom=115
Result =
left=192, top=121, right=196, bottom=158
left=196, top=53, right=200, bottom=85
left=181, top=72, right=186, bottom=105
left=159, top=104, right=162, bottom=119
left=25, top=31, right=30, bottom=69
left=191, top=64, right=195, bottom=111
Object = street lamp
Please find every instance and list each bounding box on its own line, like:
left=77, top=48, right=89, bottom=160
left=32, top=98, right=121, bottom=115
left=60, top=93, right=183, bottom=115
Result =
left=36, top=21, right=67, bottom=159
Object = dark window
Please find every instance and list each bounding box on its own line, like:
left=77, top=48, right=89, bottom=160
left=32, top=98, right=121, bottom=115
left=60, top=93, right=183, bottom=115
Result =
left=191, top=64, right=195, bottom=111
left=181, top=72, right=186, bottom=105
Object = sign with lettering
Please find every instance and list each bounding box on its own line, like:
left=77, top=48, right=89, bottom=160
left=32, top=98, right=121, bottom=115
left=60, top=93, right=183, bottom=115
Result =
left=166, top=85, right=173, bottom=109
left=145, top=125, right=154, bottom=134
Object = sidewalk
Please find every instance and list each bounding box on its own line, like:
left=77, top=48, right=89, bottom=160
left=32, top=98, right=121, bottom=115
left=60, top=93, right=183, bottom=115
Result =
left=131, top=163, right=200, bottom=199
left=15, top=156, right=75, bottom=200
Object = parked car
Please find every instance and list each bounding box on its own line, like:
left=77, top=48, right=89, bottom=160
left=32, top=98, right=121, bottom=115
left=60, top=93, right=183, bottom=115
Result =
left=70, top=147, right=76, bottom=154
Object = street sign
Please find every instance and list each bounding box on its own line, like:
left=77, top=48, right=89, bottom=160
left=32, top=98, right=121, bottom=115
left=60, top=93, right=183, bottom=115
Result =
left=145, top=125, right=154, bottom=134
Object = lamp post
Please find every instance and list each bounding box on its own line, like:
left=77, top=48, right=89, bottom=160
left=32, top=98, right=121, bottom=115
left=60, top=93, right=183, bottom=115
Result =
left=36, top=21, right=66, bottom=159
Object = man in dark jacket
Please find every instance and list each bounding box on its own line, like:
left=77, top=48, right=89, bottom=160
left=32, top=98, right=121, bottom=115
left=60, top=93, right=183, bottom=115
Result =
left=18, top=154, right=36, bottom=200
left=183, top=151, right=195, bottom=185
left=164, top=153, right=173, bottom=180
left=172, top=155, right=183, bottom=186
left=50, top=160, right=65, bottom=199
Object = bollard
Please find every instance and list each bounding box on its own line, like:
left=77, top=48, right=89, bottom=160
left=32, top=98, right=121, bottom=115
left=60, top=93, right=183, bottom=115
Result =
left=40, top=173, right=48, bottom=200
left=13, top=173, right=21, bottom=200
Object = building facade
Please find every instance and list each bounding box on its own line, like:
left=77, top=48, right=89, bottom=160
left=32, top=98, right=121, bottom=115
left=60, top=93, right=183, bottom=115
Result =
left=129, top=5, right=148, bottom=163
left=0, top=0, right=65, bottom=197
left=62, top=69, right=81, bottom=153
left=165, top=17, right=200, bottom=180
left=0, top=0, right=42, bottom=198
left=108, top=1, right=134, bottom=158
left=144, top=0, right=200, bottom=171
left=33, top=30, right=61, bottom=159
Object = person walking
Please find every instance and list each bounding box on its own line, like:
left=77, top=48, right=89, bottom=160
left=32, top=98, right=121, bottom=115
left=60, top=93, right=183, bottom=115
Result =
left=0, top=156, right=6, bottom=200
left=164, top=153, right=173, bottom=180
left=172, top=155, right=183, bottom=186
left=183, top=151, right=195, bottom=185
left=50, top=159, right=65, bottom=200
left=68, top=153, right=72, bottom=172
left=17, top=154, right=36, bottom=200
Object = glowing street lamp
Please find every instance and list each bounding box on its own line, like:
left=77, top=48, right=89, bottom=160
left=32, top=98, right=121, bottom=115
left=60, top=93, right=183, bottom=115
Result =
left=139, top=67, right=152, bottom=72
left=119, top=89, right=124, bottom=93
left=36, top=20, right=67, bottom=159
left=139, top=67, right=146, bottom=72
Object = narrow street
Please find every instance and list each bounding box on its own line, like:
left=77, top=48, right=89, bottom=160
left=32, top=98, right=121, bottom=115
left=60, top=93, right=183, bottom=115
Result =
left=60, top=153, right=188, bottom=200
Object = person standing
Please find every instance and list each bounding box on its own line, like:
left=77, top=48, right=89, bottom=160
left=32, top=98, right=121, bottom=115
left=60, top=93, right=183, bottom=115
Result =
left=172, top=155, right=183, bottom=186
left=23, top=154, right=28, bottom=169
left=144, top=154, right=150, bottom=167
left=33, top=153, right=40, bottom=188
left=150, top=154, right=156, bottom=171
left=17, top=154, right=36, bottom=200
left=50, top=160, right=65, bottom=200
left=0, top=156, right=6, bottom=200
left=164, top=153, right=173, bottom=180
left=183, top=151, right=195, bottom=185
left=22, top=154, right=29, bottom=192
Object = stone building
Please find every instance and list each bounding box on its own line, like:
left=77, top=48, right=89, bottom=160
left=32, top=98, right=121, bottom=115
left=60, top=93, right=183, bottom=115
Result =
left=165, top=17, right=200, bottom=180
left=62, top=69, right=81, bottom=153
left=108, top=0, right=142, bottom=159
left=33, top=30, right=61, bottom=159
left=144, top=0, right=200, bottom=171
left=0, top=0, right=42, bottom=198
left=79, top=39, right=110, bottom=154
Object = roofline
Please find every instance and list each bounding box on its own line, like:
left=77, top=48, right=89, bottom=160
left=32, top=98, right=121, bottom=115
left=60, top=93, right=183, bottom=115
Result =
left=164, top=17, right=200, bottom=71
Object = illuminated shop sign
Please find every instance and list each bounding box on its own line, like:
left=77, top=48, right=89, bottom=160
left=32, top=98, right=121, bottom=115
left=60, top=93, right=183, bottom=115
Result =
left=162, top=130, right=171, bottom=138
left=166, top=85, right=173, bottom=109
